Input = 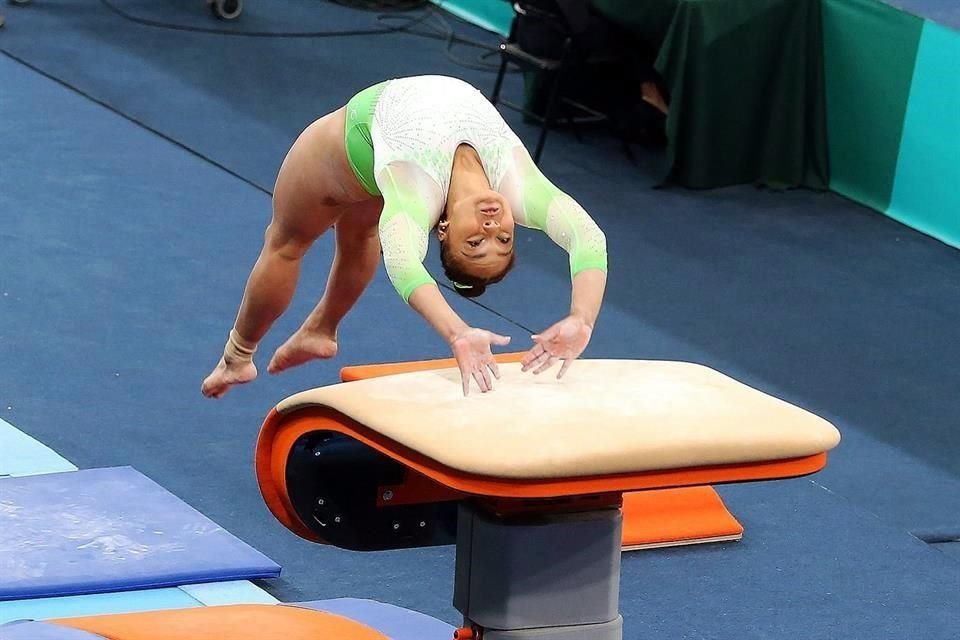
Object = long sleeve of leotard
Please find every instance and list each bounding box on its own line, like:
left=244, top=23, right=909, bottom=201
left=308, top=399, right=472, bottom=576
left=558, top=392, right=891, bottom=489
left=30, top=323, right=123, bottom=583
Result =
left=506, top=149, right=608, bottom=275
left=375, top=163, right=443, bottom=303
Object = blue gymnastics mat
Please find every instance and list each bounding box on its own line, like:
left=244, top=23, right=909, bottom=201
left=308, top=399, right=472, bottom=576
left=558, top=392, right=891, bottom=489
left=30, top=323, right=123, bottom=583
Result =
left=0, top=466, right=280, bottom=601
left=0, top=621, right=104, bottom=640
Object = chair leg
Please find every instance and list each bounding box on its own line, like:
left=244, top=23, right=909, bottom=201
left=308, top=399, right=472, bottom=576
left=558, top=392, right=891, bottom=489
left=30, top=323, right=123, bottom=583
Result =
left=491, top=52, right=508, bottom=106
left=621, top=139, right=637, bottom=165
left=569, top=112, right=583, bottom=142
left=534, top=66, right=566, bottom=163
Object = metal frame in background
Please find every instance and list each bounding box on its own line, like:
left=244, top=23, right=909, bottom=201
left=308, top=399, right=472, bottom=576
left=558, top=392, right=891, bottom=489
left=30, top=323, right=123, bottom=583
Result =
left=0, top=0, right=244, bottom=24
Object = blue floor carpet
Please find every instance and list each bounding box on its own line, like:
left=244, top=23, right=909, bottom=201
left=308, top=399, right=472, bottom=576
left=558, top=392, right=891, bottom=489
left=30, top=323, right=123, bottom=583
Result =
left=625, top=478, right=960, bottom=639
left=2, top=2, right=960, bottom=637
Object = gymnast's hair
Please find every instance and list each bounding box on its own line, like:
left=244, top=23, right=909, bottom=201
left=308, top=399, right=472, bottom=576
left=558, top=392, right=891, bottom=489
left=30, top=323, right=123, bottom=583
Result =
left=439, top=241, right=516, bottom=298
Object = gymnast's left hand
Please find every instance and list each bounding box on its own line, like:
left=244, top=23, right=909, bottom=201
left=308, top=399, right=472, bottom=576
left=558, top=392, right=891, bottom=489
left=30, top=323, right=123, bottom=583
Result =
left=522, top=315, right=593, bottom=378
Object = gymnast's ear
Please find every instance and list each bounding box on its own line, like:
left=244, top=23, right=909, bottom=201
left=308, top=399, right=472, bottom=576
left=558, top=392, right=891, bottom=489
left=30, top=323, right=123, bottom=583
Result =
left=436, top=218, right=450, bottom=242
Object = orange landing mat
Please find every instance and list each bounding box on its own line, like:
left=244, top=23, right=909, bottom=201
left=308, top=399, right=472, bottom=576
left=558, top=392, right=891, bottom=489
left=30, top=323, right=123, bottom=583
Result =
left=621, top=486, right=743, bottom=550
left=58, top=604, right=388, bottom=640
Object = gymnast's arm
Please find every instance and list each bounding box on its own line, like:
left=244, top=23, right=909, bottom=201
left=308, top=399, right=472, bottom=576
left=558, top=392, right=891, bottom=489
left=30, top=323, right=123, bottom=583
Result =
left=377, top=164, right=510, bottom=395
left=502, top=147, right=608, bottom=375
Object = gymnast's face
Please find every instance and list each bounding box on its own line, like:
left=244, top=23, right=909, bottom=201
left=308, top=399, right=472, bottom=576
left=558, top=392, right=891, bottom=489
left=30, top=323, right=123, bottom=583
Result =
left=438, top=191, right=516, bottom=278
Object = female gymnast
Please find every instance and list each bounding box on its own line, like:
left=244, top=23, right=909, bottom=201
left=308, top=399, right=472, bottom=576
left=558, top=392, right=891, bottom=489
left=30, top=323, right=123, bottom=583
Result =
left=201, top=75, right=607, bottom=398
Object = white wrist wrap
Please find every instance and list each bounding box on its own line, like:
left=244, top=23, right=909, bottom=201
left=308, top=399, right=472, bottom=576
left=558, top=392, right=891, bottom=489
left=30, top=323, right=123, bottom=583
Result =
left=223, top=328, right=257, bottom=363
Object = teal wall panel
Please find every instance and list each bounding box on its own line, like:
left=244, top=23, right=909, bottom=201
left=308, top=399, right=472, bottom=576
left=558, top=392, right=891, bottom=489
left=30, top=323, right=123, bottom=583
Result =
left=434, top=0, right=513, bottom=36
left=888, top=20, right=960, bottom=247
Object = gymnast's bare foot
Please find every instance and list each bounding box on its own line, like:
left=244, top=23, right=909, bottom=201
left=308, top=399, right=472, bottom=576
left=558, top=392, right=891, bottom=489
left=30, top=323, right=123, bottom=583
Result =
left=268, top=329, right=338, bottom=374
left=201, top=357, right=258, bottom=399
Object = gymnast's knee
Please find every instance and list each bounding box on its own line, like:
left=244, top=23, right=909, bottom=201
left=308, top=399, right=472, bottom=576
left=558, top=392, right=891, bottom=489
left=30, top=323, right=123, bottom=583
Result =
left=262, top=222, right=314, bottom=263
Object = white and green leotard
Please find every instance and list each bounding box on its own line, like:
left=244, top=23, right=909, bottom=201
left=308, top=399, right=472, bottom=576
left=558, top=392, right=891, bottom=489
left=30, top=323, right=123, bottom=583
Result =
left=344, top=75, right=607, bottom=302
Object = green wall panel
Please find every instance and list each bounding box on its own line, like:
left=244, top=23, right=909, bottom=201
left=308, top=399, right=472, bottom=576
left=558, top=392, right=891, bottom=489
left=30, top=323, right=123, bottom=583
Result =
left=822, top=0, right=923, bottom=211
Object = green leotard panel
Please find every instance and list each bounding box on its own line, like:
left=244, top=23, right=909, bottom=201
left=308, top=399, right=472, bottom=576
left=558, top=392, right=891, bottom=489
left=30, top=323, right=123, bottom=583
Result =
left=514, top=152, right=608, bottom=276
left=344, top=81, right=388, bottom=197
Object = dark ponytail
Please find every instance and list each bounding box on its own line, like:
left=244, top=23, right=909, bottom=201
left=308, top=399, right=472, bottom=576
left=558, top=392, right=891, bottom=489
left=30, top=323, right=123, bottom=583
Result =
left=440, top=242, right=514, bottom=298
left=451, top=280, right=487, bottom=298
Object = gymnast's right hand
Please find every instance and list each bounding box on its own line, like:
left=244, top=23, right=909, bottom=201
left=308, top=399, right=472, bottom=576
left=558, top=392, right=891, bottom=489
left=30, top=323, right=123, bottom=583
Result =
left=449, top=328, right=511, bottom=396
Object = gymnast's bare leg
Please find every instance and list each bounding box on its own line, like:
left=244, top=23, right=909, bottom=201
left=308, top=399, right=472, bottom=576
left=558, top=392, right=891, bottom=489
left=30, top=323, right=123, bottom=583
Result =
left=267, top=199, right=382, bottom=374
left=201, top=107, right=377, bottom=398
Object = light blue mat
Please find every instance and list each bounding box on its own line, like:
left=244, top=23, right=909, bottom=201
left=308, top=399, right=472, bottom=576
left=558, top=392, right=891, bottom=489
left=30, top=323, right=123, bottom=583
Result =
left=0, top=418, right=76, bottom=477
left=179, top=581, right=278, bottom=606
left=0, top=588, right=200, bottom=626
left=0, top=582, right=277, bottom=626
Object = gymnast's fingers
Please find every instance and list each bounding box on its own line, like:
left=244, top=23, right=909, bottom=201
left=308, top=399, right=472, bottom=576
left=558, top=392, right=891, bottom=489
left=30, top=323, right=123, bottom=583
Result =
left=481, top=363, right=494, bottom=391
left=488, top=358, right=501, bottom=380
left=522, top=344, right=547, bottom=371
left=525, top=351, right=550, bottom=372
left=459, top=364, right=471, bottom=396
left=490, top=332, right=512, bottom=347
left=557, top=358, right=573, bottom=379
left=473, top=368, right=490, bottom=393
left=533, top=355, right=556, bottom=375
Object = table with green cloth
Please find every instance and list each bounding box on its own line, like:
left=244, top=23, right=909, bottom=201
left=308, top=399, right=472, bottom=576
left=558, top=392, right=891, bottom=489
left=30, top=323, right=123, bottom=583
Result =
left=592, top=0, right=828, bottom=189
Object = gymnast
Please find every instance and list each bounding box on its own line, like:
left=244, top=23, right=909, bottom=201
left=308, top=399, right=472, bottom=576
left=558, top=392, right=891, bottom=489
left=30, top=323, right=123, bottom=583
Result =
left=201, top=75, right=607, bottom=398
